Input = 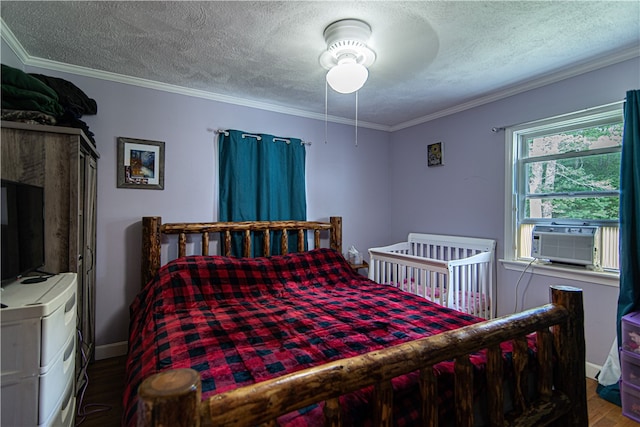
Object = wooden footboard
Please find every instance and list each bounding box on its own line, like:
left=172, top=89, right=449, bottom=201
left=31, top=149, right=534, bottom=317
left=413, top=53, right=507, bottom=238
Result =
left=137, top=286, right=587, bottom=427
left=141, top=216, right=342, bottom=286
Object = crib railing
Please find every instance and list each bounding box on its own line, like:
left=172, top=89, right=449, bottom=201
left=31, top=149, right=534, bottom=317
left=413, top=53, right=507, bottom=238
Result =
left=447, top=251, right=493, bottom=319
left=369, top=234, right=496, bottom=318
left=368, top=247, right=450, bottom=307
left=407, top=232, right=495, bottom=261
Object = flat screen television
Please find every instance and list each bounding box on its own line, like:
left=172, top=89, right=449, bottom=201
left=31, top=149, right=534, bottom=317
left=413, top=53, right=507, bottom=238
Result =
left=1, top=179, right=45, bottom=282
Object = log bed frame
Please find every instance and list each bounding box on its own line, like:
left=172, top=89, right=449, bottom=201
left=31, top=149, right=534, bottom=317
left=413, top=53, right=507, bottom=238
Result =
left=141, top=216, right=342, bottom=287
left=137, top=216, right=587, bottom=427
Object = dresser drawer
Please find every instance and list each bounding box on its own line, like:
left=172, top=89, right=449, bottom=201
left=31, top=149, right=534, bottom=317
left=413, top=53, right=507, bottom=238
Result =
left=40, top=370, right=75, bottom=427
left=622, top=349, right=640, bottom=388
left=622, top=380, right=640, bottom=423
left=0, top=317, right=41, bottom=379
left=0, top=272, right=78, bottom=425
left=39, top=331, right=75, bottom=424
left=41, top=287, right=77, bottom=371
left=1, top=374, right=38, bottom=426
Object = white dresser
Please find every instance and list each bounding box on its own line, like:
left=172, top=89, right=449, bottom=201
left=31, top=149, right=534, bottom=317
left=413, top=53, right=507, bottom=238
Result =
left=1, top=273, right=77, bottom=427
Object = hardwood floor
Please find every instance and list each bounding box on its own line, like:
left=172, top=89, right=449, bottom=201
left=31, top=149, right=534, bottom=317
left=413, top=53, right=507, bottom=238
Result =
left=76, top=356, right=637, bottom=426
left=75, top=356, right=126, bottom=427
left=587, top=380, right=638, bottom=427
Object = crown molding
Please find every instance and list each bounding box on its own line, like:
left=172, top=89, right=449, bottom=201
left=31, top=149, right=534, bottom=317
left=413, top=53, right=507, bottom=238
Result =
left=390, top=46, right=640, bottom=132
left=1, top=18, right=29, bottom=64
left=2, top=17, right=636, bottom=134
left=0, top=19, right=389, bottom=132
left=28, top=56, right=389, bottom=131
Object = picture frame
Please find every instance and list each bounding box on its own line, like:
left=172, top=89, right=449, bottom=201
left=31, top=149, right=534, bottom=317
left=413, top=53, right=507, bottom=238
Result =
left=427, top=141, right=444, bottom=167
left=117, top=137, right=165, bottom=189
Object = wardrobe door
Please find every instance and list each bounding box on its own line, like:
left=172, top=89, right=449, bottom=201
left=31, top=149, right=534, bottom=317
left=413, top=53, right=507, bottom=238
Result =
left=83, top=151, right=97, bottom=360
left=75, top=147, right=97, bottom=393
left=1, top=122, right=99, bottom=398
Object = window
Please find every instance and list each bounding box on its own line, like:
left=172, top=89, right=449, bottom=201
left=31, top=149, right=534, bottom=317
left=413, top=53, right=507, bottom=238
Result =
left=505, top=103, right=623, bottom=274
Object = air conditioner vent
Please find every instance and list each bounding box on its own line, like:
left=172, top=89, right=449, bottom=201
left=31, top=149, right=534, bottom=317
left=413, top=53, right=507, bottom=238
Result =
left=531, top=225, right=599, bottom=266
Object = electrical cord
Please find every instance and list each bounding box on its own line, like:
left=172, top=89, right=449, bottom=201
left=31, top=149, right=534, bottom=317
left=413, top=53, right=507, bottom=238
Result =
left=74, top=330, right=112, bottom=426
left=513, top=258, right=536, bottom=313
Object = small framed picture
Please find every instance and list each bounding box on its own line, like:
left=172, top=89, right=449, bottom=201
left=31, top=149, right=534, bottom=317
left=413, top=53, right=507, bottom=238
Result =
left=427, top=141, right=444, bottom=167
left=117, top=137, right=165, bottom=189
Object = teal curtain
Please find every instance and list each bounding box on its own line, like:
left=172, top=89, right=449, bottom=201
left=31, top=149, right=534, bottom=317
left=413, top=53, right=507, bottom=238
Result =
left=617, top=90, right=640, bottom=341
left=600, top=90, right=640, bottom=405
left=218, top=129, right=307, bottom=256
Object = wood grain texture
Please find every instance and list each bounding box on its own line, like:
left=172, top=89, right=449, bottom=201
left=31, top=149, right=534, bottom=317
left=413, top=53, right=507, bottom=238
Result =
left=512, top=336, right=529, bottom=412
left=551, top=285, right=588, bottom=426
left=322, top=397, right=342, bottom=427
left=143, top=297, right=581, bottom=427
left=0, top=127, right=46, bottom=184
left=486, top=345, right=504, bottom=426
left=135, top=215, right=587, bottom=427
left=1, top=124, right=97, bottom=276
left=1, top=122, right=99, bottom=397
left=419, top=366, right=438, bottom=426
left=537, top=329, right=553, bottom=400
left=141, top=217, right=161, bottom=287
left=76, top=360, right=635, bottom=427
left=75, top=356, right=126, bottom=427
left=138, top=369, right=201, bottom=427
left=373, top=380, right=394, bottom=427
left=330, top=216, right=342, bottom=255
left=140, top=217, right=343, bottom=287
left=454, top=355, right=473, bottom=427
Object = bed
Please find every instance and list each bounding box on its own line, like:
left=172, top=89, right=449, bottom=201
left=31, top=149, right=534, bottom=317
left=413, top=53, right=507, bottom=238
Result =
left=368, top=233, right=496, bottom=319
left=127, top=216, right=587, bottom=427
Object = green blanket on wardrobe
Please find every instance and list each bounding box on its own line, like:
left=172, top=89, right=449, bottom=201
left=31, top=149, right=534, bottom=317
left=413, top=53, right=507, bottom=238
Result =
left=1, top=64, right=64, bottom=117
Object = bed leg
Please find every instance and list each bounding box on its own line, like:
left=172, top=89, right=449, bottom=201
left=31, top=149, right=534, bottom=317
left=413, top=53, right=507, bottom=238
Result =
left=550, top=285, right=587, bottom=426
left=138, top=368, right=202, bottom=427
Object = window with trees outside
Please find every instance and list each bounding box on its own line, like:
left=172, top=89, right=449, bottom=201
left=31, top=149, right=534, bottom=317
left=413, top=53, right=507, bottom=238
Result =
left=506, top=103, right=623, bottom=275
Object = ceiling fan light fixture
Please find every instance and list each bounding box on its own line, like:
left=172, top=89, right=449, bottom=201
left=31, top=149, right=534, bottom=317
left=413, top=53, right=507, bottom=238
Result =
left=326, top=57, right=369, bottom=94
left=319, top=19, right=375, bottom=94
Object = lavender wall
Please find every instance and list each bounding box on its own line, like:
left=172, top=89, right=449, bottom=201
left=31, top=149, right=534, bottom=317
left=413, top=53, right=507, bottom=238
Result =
left=1, top=40, right=22, bottom=69
left=389, top=57, right=640, bottom=367
left=4, top=35, right=638, bottom=368
left=85, top=86, right=391, bottom=347
left=2, top=47, right=391, bottom=348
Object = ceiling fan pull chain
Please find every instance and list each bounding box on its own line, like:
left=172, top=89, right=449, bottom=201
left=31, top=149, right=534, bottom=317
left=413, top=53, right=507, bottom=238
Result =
left=355, top=91, right=359, bottom=147
left=325, top=80, right=328, bottom=144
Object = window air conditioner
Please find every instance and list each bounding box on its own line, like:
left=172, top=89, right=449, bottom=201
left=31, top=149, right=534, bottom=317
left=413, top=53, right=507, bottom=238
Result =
left=531, top=225, right=599, bottom=266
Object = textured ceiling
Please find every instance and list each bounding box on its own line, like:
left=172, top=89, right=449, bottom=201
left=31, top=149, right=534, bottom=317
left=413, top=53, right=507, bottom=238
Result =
left=1, top=1, right=639, bottom=129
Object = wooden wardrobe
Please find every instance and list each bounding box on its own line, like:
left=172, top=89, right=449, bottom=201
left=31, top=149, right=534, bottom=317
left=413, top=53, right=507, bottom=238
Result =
left=1, top=121, right=99, bottom=395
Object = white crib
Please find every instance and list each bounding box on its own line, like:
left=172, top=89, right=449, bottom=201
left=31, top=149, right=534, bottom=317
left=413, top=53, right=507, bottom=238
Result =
left=368, top=233, right=497, bottom=319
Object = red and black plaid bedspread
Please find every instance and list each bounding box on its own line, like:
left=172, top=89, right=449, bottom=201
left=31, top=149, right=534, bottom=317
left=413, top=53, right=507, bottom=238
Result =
left=124, top=248, right=528, bottom=426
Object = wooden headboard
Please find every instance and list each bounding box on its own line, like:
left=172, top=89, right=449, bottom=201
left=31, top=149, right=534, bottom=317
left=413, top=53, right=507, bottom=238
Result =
left=141, top=216, right=342, bottom=286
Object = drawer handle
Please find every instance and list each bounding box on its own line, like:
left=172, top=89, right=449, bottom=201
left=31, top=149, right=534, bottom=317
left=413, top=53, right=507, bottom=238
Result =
left=61, top=382, right=72, bottom=411
left=60, top=381, right=74, bottom=425
left=64, top=293, right=76, bottom=314
left=63, top=339, right=74, bottom=375
left=64, top=293, right=77, bottom=327
left=64, top=337, right=74, bottom=363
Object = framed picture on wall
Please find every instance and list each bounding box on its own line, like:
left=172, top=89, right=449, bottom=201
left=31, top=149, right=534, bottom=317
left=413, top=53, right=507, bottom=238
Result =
left=117, top=137, right=165, bottom=189
left=427, top=141, right=444, bottom=167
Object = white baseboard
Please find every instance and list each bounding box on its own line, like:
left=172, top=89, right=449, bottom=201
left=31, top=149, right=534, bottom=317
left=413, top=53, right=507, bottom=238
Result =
left=586, top=361, right=601, bottom=380
left=94, top=341, right=128, bottom=360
